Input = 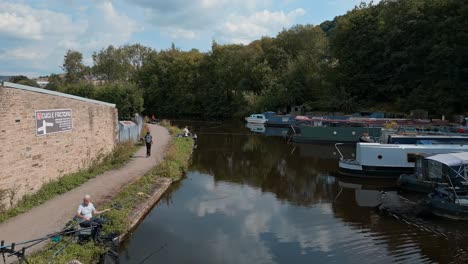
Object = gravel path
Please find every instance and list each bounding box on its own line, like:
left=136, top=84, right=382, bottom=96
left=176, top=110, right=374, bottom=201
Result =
left=0, top=124, right=170, bottom=263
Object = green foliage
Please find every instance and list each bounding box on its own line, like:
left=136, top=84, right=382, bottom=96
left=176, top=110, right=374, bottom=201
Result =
left=0, top=142, right=138, bottom=223
left=92, top=44, right=153, bottom=82
left=62, top=50, right=85, bottom=84
left=94, top=81, right=144, bottom=120
left=28, top=240, right=105, bottom=264
left=59, top=81, right=96, bottom=98
left=8, top=75, right=40, bottom=87
left=329, top=0, right=468, bottom=114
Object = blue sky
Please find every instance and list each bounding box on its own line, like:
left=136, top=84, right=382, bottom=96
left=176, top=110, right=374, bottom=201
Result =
left=0, top=0, right=366, bottom=77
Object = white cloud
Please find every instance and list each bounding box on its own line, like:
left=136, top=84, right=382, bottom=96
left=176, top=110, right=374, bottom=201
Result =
left=0, top=2, right=84, bottom=41
left=131, top=0, right=304, bottom=43
left=163, top=28, right=197, bottom=40
left=0, top=0, right=139, bottom=76
left=218, top=8, right=306, bottom=44
left=1, top=47, right=47, bottom=60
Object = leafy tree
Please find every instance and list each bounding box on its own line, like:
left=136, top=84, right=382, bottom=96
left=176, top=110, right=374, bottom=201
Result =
left=60, top=82, right=95, bottom=98
left=94, top=81, right=144, bottom=120
left=62, top=50, right=85, bottom=84
left=45, top=74, right=65, bottom=91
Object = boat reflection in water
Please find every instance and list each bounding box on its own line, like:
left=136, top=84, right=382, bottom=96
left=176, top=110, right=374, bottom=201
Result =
left=246, top=123, right=292, bottom=137
left=335, top=180, right=393, bottom=208
left=245, top=123, right=265, bottom=134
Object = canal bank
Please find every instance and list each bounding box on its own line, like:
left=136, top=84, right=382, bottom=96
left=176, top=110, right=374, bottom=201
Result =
left=28, top=122, right=193, bottom=263
left=0, top=123, right=193, bottom=263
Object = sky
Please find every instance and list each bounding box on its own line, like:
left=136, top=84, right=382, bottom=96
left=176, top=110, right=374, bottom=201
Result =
left=0, top=0, right=366, bottom=77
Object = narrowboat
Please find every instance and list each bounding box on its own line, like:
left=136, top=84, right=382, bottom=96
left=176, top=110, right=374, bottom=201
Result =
left=338, top=143, right=468, bottom=178
left=292, top=122, right=381, bottom=143
left=263, top=111, right=296, bottom=127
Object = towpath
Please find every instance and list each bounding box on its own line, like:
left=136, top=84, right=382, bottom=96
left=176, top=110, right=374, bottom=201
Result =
left=0, top=124, right=170, bottom=263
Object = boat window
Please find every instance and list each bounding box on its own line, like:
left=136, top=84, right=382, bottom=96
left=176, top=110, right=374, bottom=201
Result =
left=377, top=155, right=382, bottom=160
left=428, top=160, right=443, bottom=179
left=407, top=153, right=418, bottom=163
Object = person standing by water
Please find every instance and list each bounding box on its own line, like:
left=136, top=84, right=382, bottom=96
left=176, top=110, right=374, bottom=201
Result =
left=144, top=131, right=153, bottom=157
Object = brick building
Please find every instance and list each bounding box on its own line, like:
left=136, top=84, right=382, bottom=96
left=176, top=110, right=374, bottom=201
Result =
left=0, top=82, right=118, bottom=209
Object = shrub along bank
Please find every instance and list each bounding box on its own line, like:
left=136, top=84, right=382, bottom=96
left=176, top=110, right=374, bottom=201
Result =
left=28, top=122, right=193, bottom=263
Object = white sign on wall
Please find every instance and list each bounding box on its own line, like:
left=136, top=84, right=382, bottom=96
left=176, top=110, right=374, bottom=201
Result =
left=35, top=109, right=73, bottom=136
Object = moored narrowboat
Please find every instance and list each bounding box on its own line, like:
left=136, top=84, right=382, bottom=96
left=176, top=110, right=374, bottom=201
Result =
left=292, top=123, right=381, bottom=143
left=338, top=143, right=468, bottom=178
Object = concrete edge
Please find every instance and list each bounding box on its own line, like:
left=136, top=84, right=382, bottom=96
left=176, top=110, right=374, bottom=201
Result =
left=2, top=81, right=116, bottom=107
left=119, top=177, right=174, bottom=241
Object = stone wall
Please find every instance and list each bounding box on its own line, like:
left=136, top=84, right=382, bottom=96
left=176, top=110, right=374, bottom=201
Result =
left=0, top=82, right=118, bottom=208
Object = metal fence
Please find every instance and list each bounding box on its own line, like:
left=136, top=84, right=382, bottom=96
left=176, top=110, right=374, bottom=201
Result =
left=118, top=114, right=143, bottom=143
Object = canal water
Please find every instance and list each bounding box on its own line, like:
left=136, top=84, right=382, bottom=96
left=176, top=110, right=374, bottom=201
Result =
left=120, top=122, right=468, bottom=264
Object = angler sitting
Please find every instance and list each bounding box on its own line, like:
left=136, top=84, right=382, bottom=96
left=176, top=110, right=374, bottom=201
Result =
left=74, top=194, right=111, bottom=242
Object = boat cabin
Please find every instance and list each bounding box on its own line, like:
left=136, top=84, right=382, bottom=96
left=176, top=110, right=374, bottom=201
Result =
left=425, top=152, right=468, bottom=187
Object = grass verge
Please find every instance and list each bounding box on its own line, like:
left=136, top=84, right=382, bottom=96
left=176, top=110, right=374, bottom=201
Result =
left=0, top=141, right=140, bottom=224
left=28, top=121, right=193, bottom=263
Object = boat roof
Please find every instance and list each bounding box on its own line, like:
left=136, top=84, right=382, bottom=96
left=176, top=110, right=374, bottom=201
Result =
left=426, top=152, right=468, bottom=166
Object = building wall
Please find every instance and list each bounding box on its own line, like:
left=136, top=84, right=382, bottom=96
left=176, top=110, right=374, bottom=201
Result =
left=0, top=83, right=118, bottom=208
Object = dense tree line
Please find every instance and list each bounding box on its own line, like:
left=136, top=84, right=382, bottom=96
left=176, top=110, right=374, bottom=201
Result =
left=47, top=0, right=467, bottom=119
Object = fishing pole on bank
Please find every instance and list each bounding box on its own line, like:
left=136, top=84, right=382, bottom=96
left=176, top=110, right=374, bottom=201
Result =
left=0, top=227, right=94, bottom=264
left=136, top=243, right=168, bottom=264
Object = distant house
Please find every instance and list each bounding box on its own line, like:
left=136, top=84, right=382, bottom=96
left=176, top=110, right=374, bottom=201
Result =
left=33, top=76, right=50, bottom=88
left=36, top=81, right=49, bottom=88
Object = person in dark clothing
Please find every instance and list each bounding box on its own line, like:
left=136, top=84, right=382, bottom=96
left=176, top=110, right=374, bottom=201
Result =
left=75, top=195, right=111, bottom=242
left=144, top=131, right=153, bottom=157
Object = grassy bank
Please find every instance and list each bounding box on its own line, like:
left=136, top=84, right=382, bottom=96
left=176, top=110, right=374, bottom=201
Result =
left=0, top=142, right=140, bottom=224
left=29, top=122, right=193, bottom=263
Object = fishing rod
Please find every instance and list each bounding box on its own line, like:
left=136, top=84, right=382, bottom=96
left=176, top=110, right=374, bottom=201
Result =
left=136, top=243, right=167, bottom=264
left=47, top=238, right=74, bottom=264
left=1, top=227, right=95, bottom=264
left=0, top=227, right=94, bottom=250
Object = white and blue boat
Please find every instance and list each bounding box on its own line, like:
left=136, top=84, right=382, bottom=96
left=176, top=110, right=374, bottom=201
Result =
left=244, top=114, right=267, bottom=124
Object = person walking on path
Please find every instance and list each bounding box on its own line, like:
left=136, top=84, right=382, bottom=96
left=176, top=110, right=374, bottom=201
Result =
left=144, top=131, right=153, bottom=157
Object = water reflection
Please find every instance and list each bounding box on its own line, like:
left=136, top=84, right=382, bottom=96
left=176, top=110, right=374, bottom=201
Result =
left=120, top=121, right=468, bottom=264
left=246, top=123, right=265, bottom=134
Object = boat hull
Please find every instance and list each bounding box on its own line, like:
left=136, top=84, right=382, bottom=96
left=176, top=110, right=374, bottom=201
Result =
left=397, top=174, right=437, bottom=193
left=430, top=197, right=468, bottom=220
left=244, top=117, right=267, bottom=124
left=292, top=126, right=381, bottom=143
left=338, top=159, right=412, bottom=178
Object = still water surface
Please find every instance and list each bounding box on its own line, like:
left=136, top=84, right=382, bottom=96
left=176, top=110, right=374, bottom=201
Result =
left=120, top=122, right=468, bottom=264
